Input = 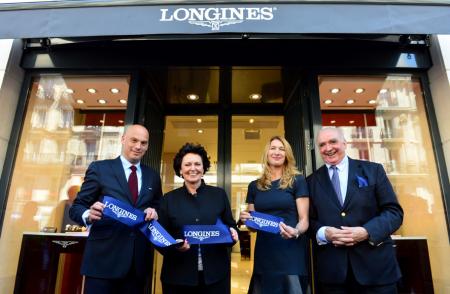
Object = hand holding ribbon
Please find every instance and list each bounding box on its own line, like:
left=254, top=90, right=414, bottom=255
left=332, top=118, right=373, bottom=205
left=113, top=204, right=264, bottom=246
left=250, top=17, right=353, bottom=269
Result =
left=244, top=211, right=284, bottom=234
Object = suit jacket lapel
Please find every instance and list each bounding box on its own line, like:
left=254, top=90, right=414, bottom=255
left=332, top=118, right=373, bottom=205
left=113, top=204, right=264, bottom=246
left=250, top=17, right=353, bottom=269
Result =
left=316, top=165, right=342, bottom=208
left=111, top=157, right=133, bottom=203
left=344, top=158, right=360, bottom=208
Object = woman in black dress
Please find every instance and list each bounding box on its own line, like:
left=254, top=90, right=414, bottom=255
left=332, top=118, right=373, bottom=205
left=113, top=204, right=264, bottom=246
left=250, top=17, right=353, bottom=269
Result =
left=158, top=143, right=239, bottom=294
left=240, top=136, right=309, bottom=294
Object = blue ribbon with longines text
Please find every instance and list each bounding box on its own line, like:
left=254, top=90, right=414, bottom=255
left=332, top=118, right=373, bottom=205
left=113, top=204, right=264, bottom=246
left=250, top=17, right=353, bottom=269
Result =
left=245, top=211, right=284, bottom=234
left=183, top=219, right=233, bottom=244
left=102, top=196, right=179, bottom=247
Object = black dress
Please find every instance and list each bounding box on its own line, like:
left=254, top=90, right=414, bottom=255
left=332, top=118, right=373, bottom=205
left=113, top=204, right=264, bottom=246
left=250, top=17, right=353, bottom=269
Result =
left=246, top=175, right=309, bottom=294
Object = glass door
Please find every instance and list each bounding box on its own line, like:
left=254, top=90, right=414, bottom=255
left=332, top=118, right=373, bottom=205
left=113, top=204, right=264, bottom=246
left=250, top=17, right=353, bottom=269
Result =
left=230, top=115, right=285, bottom=293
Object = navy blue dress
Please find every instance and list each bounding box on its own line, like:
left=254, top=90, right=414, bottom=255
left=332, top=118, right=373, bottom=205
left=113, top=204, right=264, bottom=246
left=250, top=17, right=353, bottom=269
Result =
left=246, top=175, right=309, bottom=294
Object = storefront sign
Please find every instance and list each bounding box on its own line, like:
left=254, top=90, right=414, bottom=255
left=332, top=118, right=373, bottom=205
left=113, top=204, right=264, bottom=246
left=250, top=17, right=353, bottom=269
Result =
left=160, top=7, right=276, bottom=31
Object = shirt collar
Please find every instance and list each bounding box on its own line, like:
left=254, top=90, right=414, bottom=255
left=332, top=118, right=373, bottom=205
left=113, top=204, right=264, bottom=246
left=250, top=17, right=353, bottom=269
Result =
left=325, top=155, right=348, bottom=171
left=120, top=155, right=141, bottom=170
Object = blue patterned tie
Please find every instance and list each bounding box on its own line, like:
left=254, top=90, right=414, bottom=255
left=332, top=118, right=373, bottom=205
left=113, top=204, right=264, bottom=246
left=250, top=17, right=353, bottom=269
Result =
left=330, top=165, right=344, bottom=206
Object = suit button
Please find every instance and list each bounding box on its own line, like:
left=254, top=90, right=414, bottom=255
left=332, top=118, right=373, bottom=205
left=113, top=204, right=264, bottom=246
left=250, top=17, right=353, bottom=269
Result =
left=341, top=212, right=346, bottom=217
left=196, top=218, right=199, bottom=222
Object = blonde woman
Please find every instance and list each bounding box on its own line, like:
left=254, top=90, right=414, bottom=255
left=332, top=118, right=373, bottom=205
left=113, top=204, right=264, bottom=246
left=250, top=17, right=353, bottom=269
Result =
left=240, top=136, right=309, bottom=294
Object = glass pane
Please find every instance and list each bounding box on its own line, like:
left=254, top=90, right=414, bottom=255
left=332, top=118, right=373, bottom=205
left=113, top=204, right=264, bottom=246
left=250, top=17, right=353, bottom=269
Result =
left=0, top=74, right=128, bottom=293
left=319, top=75, right=449, bottom=292
left=154, top=115, right=218, bottom=294
left=232, top=67, right=283, bottom=103
left=167, top=67, right=219, bottom=104
left=231, top=115, right=284, bottom=293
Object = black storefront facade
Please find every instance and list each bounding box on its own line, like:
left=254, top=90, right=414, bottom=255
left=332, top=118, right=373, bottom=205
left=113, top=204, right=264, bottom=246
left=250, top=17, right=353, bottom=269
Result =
left=0, top=1, right=450, bottom=293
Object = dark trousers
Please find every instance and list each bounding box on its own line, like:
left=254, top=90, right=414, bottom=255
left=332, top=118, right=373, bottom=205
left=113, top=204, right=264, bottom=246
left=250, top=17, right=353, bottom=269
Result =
left=162, top=271, right=229, bottom=294
left=84, top=267, right=147, bottom=294
left=318, top=262, right=397, bottom=294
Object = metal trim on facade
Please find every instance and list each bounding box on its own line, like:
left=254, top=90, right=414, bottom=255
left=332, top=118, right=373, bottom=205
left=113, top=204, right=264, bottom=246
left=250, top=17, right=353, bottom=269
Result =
left=0, top=1, right=450, bottom=38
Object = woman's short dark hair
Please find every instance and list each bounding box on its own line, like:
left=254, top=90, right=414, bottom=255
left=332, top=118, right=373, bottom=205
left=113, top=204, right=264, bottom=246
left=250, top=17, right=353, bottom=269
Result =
left=173, top=143, right=211, bottom=177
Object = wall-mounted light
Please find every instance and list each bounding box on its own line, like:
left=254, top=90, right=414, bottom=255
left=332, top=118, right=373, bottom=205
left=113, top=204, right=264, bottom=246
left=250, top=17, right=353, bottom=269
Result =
left=196, top=118, right=202, bottom=123
left=349, top=120, right=355, bottom=124
left=197, top=129, right=204, bottom=134
left=118, top=120, right=124, bottom=124
left=249, top=118, right=255, bottom=124
left=330, top=120, right=336, bottom=124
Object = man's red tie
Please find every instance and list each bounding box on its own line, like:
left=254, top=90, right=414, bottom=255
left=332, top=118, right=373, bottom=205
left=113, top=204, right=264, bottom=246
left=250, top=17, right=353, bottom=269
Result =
left=128, top=165, right=138, bottom=204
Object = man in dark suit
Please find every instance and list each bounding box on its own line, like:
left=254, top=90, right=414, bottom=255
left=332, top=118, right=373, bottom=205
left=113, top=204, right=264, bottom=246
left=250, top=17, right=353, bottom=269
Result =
left=307, top=127, right=403, bottom=293
left=70, top=124, right=162, bottom=293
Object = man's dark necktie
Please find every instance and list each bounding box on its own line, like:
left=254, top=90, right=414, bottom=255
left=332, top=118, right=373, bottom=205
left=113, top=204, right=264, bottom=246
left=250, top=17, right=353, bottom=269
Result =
left=128, top=165, right=138, bottom=204
left=330, top=165, right=344, bottom=206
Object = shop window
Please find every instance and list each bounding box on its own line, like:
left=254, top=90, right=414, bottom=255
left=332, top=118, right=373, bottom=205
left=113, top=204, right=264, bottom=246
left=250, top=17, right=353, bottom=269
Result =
left=166, top=67, right=219, bottom=104
left=318, top=75, right=449, bottom=292
left=0, top=74, right=129, bottom=293
left=232, top=67, right=283, bottom=103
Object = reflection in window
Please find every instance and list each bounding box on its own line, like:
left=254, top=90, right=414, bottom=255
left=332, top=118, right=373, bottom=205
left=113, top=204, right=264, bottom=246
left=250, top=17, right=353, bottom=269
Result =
left=0, top=75, right=129, bottom=293
left=318, top=75, right=448, bottom=292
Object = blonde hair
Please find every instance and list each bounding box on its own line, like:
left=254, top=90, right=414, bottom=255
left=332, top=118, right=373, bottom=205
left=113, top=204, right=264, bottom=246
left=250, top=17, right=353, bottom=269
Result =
left=256, top=136, right=300, bottom=190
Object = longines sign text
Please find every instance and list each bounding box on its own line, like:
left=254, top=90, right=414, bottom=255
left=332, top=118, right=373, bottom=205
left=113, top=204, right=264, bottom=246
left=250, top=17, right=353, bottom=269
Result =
left=160, top=7, right=276, bottom=31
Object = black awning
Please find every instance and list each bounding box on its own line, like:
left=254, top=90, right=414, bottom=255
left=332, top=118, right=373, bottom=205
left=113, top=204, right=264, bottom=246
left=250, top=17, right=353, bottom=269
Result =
left=1, top=2, right=450, bottom=39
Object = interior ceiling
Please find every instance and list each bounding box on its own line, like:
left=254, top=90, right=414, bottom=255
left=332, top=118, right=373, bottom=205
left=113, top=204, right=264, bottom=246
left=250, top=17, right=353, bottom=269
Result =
left=31, top=76, right=129, bottom=110
left=318, top=75, right=418, bottom=110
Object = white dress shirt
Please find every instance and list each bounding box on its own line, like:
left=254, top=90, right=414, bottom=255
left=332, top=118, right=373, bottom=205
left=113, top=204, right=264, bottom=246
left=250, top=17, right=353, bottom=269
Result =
left=317, top=156, right=349, bottom=244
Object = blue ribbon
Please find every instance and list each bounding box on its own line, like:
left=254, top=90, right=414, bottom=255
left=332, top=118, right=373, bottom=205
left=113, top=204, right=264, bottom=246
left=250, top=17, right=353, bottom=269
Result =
left=245, top=211, right=284, bottom=234
left=102, top=196, right=179, bottom=247
left=183, top=219, right=233, bottom=244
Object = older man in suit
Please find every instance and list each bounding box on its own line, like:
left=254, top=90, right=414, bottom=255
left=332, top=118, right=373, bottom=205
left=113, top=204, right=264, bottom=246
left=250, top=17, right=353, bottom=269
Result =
left=307, top=127, right=403, bottom=294
left=70, top=124, right=162, bottom=293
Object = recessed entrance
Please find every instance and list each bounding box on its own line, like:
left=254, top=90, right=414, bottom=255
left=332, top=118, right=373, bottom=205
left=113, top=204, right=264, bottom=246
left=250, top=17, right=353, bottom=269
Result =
left=144, top=66, right=305, bottom=293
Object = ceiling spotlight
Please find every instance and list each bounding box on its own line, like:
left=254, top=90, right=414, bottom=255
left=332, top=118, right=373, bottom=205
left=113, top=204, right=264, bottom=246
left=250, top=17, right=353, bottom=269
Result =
left=119, top=99, right=127, bottom=104
left=368, top=99, right=377, bottom=104
left=324, top=99, right=333, bottom=104
left=349, top=120, right=355, bottom=124
left=330, top=120, right=336, bottom=124
left=379, top=88, right=388, bottom=94
left=187, top=94, right=199, bottom=101
left=249, top=118, right=255, bottom=124
left=249, top=93, right=262, bottom=100
left=330, top=88, right=340, bottom=94
left=346, top=99, right=355, bottom=104
left=354, top=88, right=365, bottom=94
left=76, top=99, right=85, bottom=104
left=99, top=120, right=104, bottom=123
left=97, top=99, right=107, bottom=104
left=87, top=88, right=97, bottom=94
left=110, top=88, right=120, bottom=94
left=196, top=118, right=202, bottom=123
left=197, top=129, right=204, bottom=134
left=118, top=120, right=124, bottom=124
left=65, top=88, right=74, bottom=94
